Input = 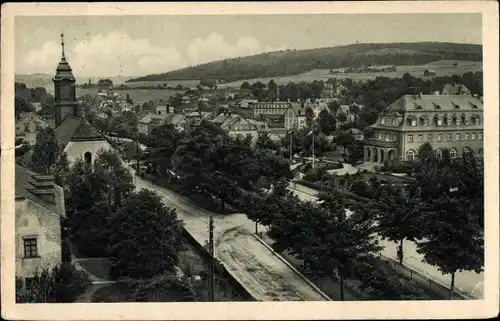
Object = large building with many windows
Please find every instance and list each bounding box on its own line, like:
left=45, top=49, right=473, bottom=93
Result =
left=364, top=89, right=483, bottom=163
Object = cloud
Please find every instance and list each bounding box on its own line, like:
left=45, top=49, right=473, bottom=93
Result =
left=186, top=33, right=286, bottom=65
left=21, top=32, right=286, bottom=77
left=22, top=32, right=184, bottom=77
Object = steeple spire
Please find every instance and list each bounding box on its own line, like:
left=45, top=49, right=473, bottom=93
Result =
left=60, top=32, right=65, bottom=58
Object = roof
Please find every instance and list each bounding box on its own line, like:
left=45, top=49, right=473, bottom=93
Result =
left=347, top=128, right=363, bottom=135
left=338, top=105, right=351, bottom=114
left=15, top=112, right=49, bottom=126
left=442, top=83, right=471, bottom=95
left=382, top=94, right=483, bottom=114
left=53, top=55, right=75, bottom=82
left=54, top=115, right=105, bottom=148
left=138, top=113, right=168, bottom=124
left=166, top=114, right=186, bottom=125
left=15, top=164, right=65, bottom=217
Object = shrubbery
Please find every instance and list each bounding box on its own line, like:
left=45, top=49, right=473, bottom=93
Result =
left=16, top=263, right=91, bottom=303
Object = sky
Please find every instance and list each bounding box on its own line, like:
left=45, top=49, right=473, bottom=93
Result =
left=15, top=14, right=482, bottom=77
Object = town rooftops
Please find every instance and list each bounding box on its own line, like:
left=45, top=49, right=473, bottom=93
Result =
left=138, top=113, right=168, bottom=124
left=15, top=112, right=49, bottom=126
left=382, top=94, right=483, bottom=114
left=15, top=164, right=65, bottom=217
left=441, top=83, right=471, bottom=95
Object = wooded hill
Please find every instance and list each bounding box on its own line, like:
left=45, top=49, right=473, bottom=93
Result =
left=127, top=42, right=482, bottom=83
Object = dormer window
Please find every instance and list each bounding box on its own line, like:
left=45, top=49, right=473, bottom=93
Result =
left=456, top=117, right=461, bottom=125
left=453, top=103, right=461, bottom=109
left=391, top=119, right=396, bottom=126
left=415, top=105, right=423, bottom=110
left=433, top=103, right=441, bottom=110
left=377, top=133, right=382, bottom=140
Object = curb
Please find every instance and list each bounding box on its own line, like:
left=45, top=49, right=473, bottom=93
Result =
left=251, top=233, right=332, bottom=301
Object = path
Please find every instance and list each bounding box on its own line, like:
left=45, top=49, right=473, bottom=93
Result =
left=135, top=177, right=328, bottom=301
left=289, top=182, right=484, bottom=299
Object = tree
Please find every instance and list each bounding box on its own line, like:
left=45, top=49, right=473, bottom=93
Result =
left=108, top=189, right=184, bottom=279
left=372, top=186, right=425, bottom=264
left=16, top=263, right=91, bottom=303
left=416, top=194, right=483, bottom=299
left=122, top=141, right=143, bottom=163
left=256, top=132, right=279, bottom=152
left=267, top=79, right=278, bottom=102
left=54, top=152, right=70, bottom=187
left=334, top=131, right=355, bottom=154
left=126, top=93, right=134, bottom=105
left=305, top=106, right=315, bottom=128
left=240, top=81, right=250, bottom=91
left=15, top=96, right=35, bottom=120
left=31, top=128, right=60, bottom=175
left=317, top=109, right=336, bottom=135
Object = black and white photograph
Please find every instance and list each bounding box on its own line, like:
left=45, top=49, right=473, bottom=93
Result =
left=1, top=2, right=498, bottom=320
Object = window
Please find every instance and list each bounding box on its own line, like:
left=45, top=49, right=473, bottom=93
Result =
left=418, top=135, right=423, bottom=142
left=465, top=133, right=470, bottom=140
left=393, top=134, right=397, bottom=141
left=391, top=119, right=396, bottom=126
left=407, top=135, right=413, bottom=143
left=424, top=119, right=429, bottom=126
left=84, top=152, right=92, bottom=165
left=455, top=133, right=460, bottom=141
left=450, top=148, right=457, bottom=159
left=23, top=238, right=38, bottom=258
left=386, top=117, right=390, bottom=124
left=471, top=133, right=476, bottom=140
left=475, top=117, right=481, bottom=125
left=405, top=149, right=416, bottom=161
left=24, top=123, right=30, bottom=133
left=428, top=134, right=433, bottom=141
left=463, top=147, right=470, bottom=157
left=381, top=118, right=385, bottom=125
left=438, top=134, right=443, bottom=141
left=465, top=117, right=470, bottom=125
left=437, top=118, right=443, bottom=126
left=411, top=120, right=417, bottom=127
left=436, top=149, right=443, bottom=159
left=478, top=133, right=483, bottom=140
left=384, top=134, right=389, bottom=141
left=447, top=118, right=452, bottom=126
left=456, top=117, right=461, bottom=125
left=377, top=133, right=382, bottom=140
left=447, top=134, right=452, bottom=141
left=478, top=148, right=483, bottom=156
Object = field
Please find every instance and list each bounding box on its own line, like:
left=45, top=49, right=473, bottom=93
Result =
left=220, top=60, right=483, bottom=88
left=77, top=87, right=181, bottom=105
left=124, top=79, right=201, bottom=89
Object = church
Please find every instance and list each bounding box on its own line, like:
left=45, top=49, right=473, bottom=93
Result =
left=21, top=34, right=135, bottom=181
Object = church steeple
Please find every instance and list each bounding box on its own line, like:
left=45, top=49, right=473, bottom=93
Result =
left=53, top=32, right=78, bottom=127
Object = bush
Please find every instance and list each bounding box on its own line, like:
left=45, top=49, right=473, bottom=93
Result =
left=16, top=263, right=91, bottom=303
left=351, top=181, right=374, bottom=198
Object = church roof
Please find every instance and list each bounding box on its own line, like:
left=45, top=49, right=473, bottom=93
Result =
left=53, top=56, right=76, bottom=82
left=54, top=115, right=106, bottom=148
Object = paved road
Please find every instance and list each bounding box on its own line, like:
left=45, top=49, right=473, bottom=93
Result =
left=135, top=177, right=328, bottom=301
left=289, top=182, right=484, bottom=299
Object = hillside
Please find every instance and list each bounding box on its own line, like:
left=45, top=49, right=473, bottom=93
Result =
left=126, top=42, right=482, bottom=83
left=15, top=74, right=134, bottom=93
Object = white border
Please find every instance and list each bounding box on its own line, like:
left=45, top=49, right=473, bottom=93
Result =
left=1, top=2, right=498, bottom=320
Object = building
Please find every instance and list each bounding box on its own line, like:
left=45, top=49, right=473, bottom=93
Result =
left=156, top=105, right=168, bottom=115
left=321, top=83, right=335, bottom=98
left=165, top=114, right=187, bottom=131
left=137, top=113, right=168, bottom=135
left=336, top=105, right=356, bottom=128
left=364, top=88, right=483, bottom=163
left=15, top=112, right=49, bottom=145
left=424, top=69, right=437, bottom=77
left=21, top=33, right=134, bottom=180
left=284, top=102, right=307, bottom=130
left=441, top=83, right=472, bottom=96
left=210, top=112, right=260, bottom=147
left=15, top=165, right=65, bottom=286
left=346, top=128, right=364, bottom=141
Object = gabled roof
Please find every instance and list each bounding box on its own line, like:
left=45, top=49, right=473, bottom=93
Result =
left=338, top=105, right=351, bottom=114
left=54, top=115, right=106, bottom=148
left=15, top=112, right=49, bottom=126
left=166, top=114, right=186, bottom=125
left=138, top=113, right=168, bottom=124
left=15, top=164, right=65, bottom=217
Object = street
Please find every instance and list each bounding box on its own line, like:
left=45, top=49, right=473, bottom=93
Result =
left=135, top=177, right=329, bottom=301
left=289, top=182, right=484, bottom=299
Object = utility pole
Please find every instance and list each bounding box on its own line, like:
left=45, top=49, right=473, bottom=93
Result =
left=289, top=129, right=293, bottom=163
left=208, top=215, right=215, bottom=302
left=312, top=122, right=316, bottom=169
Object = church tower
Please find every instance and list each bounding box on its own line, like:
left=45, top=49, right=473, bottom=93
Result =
left=53, top=32, right=79, bottom=127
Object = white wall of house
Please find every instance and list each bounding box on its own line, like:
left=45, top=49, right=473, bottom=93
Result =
left=15, top=198, right=62, bottom=280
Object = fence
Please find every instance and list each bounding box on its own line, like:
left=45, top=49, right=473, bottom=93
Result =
left=379, top=254, right=469, bottom=300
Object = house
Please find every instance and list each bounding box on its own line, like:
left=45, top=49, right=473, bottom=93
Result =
left=156, top=105, right=168, bottom=115
left=137, top=113, right=168, bottom=135
left=237, top=99, right=258, bottom=108
left=284, top=102, right=307, bottom=130
left=441, top=83, right=472, bottom=96
left=424, top=69, right=437, bottom=77
left=210, top=112, right=260, bottom=147
left=15, top=112, right=49, bottom=145
left=165, top=114, right=187, bottom=131
left=363, top=88, right=483, bottom=163
left=336, top=105, right=356, bottom=128
left=346, top=128, right=364, bottom=141
left=184, top=111, right=212, bottom=126
left=15, top=165, right=65, bottom=287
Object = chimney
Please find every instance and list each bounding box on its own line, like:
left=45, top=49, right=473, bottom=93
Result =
left=28, top=174, right=56, bottom=204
